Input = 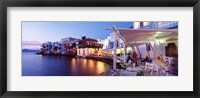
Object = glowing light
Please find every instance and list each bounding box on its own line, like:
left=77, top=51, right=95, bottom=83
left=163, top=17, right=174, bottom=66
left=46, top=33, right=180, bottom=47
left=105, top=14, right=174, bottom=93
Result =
left=71, top=58, right=77, bottom=74
left=88, top=60, right=95, bottom=73
left=126, top=46, right=132, bottom=52
left=156, top=32, right=162, bottom=34
left=154, top=32, right=163, bottom=37
left=116, top=48, right=123, bottom=54
left=96, top=61, right=106, bottom=75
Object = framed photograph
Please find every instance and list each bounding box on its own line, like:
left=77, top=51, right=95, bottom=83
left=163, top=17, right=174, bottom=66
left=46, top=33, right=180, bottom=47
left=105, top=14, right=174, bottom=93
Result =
left=0, top=0, right=199, bottom=98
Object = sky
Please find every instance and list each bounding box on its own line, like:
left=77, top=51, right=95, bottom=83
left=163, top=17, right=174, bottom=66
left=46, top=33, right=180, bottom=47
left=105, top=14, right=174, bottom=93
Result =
left=22, top=21, right=133, bottom=50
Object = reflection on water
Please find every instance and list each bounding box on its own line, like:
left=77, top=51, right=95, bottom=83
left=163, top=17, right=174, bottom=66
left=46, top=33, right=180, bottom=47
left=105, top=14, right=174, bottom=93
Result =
left=22, top=52, right=110, bottom=76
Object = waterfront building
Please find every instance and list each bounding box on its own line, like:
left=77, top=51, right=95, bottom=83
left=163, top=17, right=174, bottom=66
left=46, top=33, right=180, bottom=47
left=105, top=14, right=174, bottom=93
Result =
left=64, top=42, right=77, bottom=54
left=61, top=37, right=80, bottom=54
left=103, top=33, right=124, bottom=50
left=51, top=42, right=62, bottom=54
left=102, top=32, right=125, bottom=56
left=76, top=36, right=103, bottom=57
left=60, top=43, right=67, bottom=54
left=40, top=42, right=53, bottom=54
left=40, top=37, right=80, bottom=55
left=97, top=39, right=105, bottom=49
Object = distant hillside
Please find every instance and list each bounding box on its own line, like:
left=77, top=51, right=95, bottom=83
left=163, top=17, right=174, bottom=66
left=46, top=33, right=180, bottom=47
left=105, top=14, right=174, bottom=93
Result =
left=22, top=49, right=39, bottom=52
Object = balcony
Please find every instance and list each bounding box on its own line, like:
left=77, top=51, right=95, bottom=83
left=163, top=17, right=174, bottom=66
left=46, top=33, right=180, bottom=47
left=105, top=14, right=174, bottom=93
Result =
left=76, top=44, right=103, bottom=48
left=139, top=22, right=178, bottom=29
left=159, top=22, right=178, bottom=29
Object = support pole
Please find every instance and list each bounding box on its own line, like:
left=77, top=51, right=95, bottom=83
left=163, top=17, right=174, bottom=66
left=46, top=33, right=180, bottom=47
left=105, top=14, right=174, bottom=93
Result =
left=113, top=31, right=117, bottom=70
left=124, top=44, right=126, bottom=64
left=153, top=39, right=157, bottom=58
left=150, top=43, right=155, bottom=58
left=120, top=44, right=122, bottom=63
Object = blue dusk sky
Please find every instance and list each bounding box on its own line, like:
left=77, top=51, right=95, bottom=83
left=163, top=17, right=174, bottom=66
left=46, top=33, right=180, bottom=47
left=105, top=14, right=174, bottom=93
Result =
left=22, top=21, right=133, bottom=50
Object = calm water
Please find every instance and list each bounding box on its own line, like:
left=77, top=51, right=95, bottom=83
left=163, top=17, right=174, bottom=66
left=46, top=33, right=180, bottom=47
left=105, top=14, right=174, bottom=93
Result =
left=22, top=52, right=111, bottom=76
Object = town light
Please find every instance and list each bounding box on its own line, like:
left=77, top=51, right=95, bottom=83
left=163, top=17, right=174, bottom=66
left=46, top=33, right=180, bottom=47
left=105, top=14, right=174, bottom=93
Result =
left=154, top=32, right=163, bottom=37
left=126, top=46, right=132, bottom=52
left=156, top=31, right=162, bottom=34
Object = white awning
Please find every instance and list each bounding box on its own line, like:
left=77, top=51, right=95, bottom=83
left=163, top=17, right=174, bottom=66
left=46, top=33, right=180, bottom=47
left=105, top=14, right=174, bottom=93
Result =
left=125, top=43, right=146, bottom=46
left=116, top=29, right=178, bottom=43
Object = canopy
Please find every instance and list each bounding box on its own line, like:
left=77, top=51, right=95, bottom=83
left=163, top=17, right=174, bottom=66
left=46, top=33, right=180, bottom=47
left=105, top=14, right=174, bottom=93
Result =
left=107, top=26, right=178, bottom=70
left=116, top=29, right=178, bottom=44
left=125, top=42, right=146, bottom=46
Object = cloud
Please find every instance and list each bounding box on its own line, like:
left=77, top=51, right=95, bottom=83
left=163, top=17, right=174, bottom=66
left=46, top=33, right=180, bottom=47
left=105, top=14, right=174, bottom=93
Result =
left=22, top=41, right=42, bottom=45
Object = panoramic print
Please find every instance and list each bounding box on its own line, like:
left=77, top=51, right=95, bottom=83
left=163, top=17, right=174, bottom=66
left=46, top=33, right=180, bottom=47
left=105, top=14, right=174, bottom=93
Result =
left=22, top=21, right=178, bottom=76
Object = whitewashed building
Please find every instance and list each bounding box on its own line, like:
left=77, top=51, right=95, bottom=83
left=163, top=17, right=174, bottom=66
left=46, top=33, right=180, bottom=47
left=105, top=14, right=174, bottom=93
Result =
left=76, top=36, right=103, bottom=57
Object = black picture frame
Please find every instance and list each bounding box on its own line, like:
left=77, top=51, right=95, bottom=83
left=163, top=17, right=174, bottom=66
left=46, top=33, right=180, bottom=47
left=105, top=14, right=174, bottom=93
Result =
left=0, top=0, right=199, bottom=98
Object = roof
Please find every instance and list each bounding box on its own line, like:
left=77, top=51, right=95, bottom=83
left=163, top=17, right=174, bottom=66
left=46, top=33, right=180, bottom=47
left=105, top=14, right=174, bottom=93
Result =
left=82, top=38, right=98, bottom=42
left=61, top=37, right=79, bottom=40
